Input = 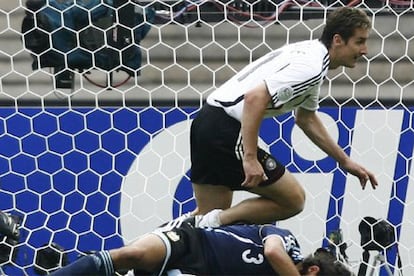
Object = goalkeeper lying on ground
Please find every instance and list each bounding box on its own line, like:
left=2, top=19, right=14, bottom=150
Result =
left=50, top=217, right=352, bottom=276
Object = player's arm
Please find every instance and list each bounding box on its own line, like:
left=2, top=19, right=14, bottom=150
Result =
left=264, top=235, right=300, bottom=276
left=295, top=107, right=378, bottom=189
left=241, top=82, right=271, bottom=188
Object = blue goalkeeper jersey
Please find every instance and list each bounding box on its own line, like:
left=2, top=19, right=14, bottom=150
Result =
left=200, top=224, right=303, bottom=275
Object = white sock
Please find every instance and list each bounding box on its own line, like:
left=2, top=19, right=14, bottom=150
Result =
left=197, top=209, right=223, bottom=228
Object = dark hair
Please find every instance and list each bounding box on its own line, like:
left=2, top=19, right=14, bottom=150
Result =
left=320, top=7, right=371, bottom=49
left=298, top=249, right=353, bottom=276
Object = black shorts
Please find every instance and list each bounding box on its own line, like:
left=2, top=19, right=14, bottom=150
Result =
left=153, top=222, right=207, bottom=275
left=190, top=104, right=285, bottom=190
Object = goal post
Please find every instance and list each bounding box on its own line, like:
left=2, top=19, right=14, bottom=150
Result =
left=0, top=0, right=414, bottom=275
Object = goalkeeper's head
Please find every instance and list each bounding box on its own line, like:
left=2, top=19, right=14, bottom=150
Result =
left=297, top=248, right=354, bottom=276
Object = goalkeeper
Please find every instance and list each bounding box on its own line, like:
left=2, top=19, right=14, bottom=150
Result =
left=189, top=6, right=378, bottom=228
left=50, top=218, right=352, bottom=276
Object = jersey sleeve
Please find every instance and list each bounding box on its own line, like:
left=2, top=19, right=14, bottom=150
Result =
left=260, top=225, right=304, bottom=264
left=298, top=85, right=320, bottom=111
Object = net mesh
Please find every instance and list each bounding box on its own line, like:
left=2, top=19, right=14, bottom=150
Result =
left=0, top=0, right=413, bottom=275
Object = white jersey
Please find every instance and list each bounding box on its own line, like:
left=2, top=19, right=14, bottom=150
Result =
left=206, top=39, right=330, bottom=121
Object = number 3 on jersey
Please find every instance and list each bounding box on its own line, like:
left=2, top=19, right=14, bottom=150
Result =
left=242, top=249, right=264, bottom=264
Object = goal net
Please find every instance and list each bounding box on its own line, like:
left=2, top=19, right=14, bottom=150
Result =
left=0, top=0, right=413, bottom=275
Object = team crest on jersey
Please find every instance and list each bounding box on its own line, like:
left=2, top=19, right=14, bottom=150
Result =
left=166, top=231, right=180, bottom=242
left=277, top=86, right=294, bottom=101
left=266, top=158, right=277, bottom=171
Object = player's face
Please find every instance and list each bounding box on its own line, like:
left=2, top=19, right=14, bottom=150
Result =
left=331, top=27, right=369, bottom=69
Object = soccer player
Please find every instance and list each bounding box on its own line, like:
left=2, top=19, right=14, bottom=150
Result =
left=190, top=7, right=378, bottom=227
left=49, top=218, right=352, bottom=276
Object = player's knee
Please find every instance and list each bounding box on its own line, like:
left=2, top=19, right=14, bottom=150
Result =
left=285, top=188, right=306, bottom=216
left=290, top=199, right=305, bottom=216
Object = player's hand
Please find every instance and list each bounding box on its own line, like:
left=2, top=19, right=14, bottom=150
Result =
left=241, top=158, right=268, bottom=188
left=359, top=171, right=378, bottom=190
left=341, top=160, right=378, bottom=190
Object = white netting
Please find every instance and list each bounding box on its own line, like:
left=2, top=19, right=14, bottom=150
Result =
left=0, top=0, right=413, bottom=275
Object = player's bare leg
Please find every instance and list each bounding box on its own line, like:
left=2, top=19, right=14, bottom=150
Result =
left=219, top=170, right=305, bottom=225
left=111, top=233, right=166, bottom=273
left=194, top=170, right=305, bottom=227
left=192, top=183, right=233, bottom=214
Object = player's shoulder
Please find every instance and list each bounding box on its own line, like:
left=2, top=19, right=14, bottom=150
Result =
left=287, top=40, right=327, bottom=63
left=282, top=40, right=328, bottom=75
left=289, top=39, right=327, bottom=55
left=259, top=224, right=294, bottom=238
